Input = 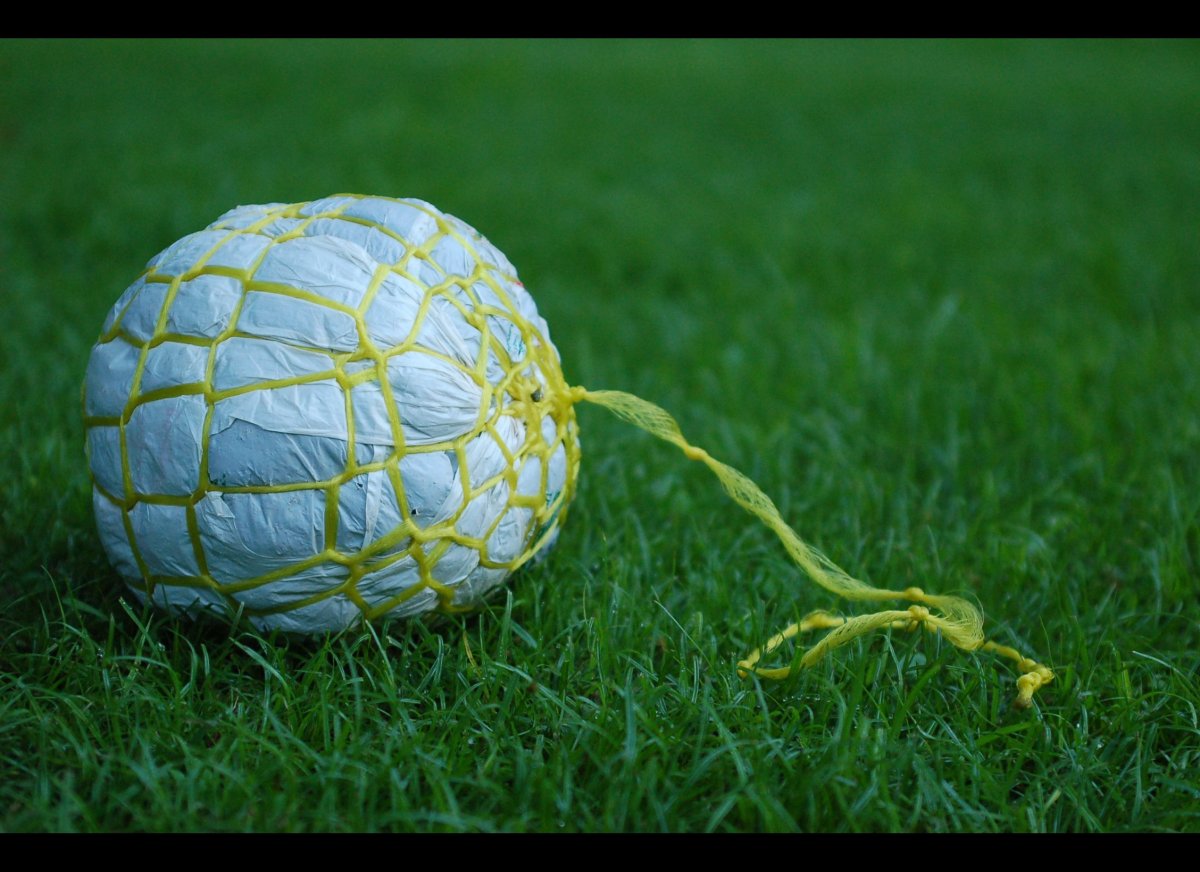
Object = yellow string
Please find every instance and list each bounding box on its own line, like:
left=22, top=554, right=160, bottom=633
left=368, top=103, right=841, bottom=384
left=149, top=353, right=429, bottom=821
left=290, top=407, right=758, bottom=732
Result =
left=88, top=193, right=1054, bottom=708
left=571, top=387, right=1054, bottom=707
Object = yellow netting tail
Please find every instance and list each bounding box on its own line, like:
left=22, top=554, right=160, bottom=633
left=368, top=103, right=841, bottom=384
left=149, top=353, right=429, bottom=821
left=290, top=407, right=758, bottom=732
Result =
left=569, top=386, right=1054, bottom=708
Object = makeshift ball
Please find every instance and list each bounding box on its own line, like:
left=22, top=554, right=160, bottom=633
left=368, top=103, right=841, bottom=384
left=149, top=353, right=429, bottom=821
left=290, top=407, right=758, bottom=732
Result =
left=83, top=194, right=1055, bottom=705
left=84, top=195, right=580, bottom=632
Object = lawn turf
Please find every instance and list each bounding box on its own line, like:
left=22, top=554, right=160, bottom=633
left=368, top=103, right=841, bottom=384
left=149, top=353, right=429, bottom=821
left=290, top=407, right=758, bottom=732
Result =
left=1, top=38, right=1198, bottom=832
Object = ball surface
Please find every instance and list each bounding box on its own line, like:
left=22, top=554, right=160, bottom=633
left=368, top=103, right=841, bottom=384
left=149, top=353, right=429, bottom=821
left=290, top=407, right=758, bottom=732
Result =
left=84, top=195, right=580, bottom=632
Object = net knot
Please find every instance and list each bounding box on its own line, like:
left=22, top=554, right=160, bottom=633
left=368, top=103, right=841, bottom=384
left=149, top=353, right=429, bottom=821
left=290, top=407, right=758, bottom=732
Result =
left=1015, top=665, right=1055, bottom=709
left=904, top=586, right=926, bottom=600
left=903, top=604, right=931, bottom=631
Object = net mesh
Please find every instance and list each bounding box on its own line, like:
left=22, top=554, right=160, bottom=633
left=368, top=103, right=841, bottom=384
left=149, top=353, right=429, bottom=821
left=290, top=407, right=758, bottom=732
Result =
left=84, top=193, right=1053, bottom=706
left=84, top=195, right=580, bottom=630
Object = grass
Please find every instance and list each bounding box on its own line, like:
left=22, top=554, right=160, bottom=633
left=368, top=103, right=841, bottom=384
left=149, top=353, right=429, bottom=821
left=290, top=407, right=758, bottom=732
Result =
left=1, top=38, right=1199, bottom=832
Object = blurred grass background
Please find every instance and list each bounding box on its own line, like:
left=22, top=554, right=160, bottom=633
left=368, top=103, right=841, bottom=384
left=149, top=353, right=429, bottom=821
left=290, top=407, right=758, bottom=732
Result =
left=1, top=38, right=1198, bottom=832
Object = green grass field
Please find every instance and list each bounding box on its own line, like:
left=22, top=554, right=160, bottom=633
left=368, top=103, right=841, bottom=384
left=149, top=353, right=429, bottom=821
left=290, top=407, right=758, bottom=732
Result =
left=2, top=39, right=1198, bottom=832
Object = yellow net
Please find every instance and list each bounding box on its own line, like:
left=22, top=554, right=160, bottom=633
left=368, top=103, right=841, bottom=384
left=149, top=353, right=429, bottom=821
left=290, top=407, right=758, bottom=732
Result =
left=84, top=194, right=1053, bottom=707
left=85, top=195, right=582, bottom=628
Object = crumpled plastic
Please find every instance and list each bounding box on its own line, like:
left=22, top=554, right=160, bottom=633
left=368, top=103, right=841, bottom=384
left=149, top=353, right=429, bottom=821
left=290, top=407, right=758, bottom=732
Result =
left=84, top=196, right=575, bottom=633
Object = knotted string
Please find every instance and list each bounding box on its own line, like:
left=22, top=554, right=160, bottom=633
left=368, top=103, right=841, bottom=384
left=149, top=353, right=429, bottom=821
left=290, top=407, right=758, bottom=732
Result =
left=566, top=386, right=1054, bottom=708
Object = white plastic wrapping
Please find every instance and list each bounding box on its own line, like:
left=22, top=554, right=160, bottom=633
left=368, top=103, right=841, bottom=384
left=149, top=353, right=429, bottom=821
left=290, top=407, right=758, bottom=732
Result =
left=84, top=196, right=576, bottom=632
